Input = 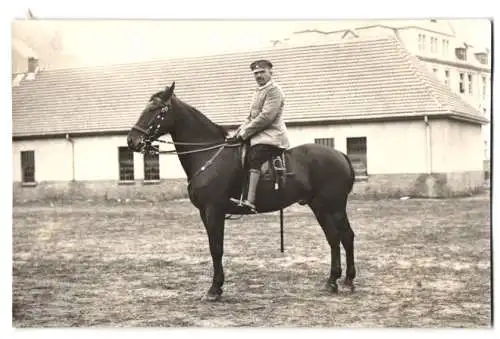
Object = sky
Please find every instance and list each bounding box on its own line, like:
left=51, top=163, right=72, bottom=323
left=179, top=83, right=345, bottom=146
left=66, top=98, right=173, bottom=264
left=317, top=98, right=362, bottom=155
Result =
left=9, top=1, right=493, bottom=66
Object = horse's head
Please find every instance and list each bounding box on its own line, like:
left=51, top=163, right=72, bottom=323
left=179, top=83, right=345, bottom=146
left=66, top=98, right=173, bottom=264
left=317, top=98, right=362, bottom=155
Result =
left=127, top=82, right=176, bottom=153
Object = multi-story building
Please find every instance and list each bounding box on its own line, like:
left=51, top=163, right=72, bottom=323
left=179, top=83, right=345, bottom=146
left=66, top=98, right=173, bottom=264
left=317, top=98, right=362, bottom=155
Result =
left=285, top=20, right=492, bottom=165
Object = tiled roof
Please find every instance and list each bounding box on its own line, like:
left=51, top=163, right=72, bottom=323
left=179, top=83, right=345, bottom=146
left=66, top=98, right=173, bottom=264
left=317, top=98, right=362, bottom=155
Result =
left=12, top=35, right=487, bottom=137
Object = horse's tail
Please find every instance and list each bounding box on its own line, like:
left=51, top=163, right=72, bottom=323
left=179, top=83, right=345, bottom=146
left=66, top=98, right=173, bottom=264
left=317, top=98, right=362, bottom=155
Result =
left=341, top=152, right=356, bottom=193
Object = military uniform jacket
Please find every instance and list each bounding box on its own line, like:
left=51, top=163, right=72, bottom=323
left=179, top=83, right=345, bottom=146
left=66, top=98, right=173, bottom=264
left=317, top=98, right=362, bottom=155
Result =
left=237, top=80, right=290, bottom=149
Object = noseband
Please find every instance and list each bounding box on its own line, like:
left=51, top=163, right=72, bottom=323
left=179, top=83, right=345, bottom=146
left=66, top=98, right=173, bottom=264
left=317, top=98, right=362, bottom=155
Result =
left=132, top=104, right=170, bottom=143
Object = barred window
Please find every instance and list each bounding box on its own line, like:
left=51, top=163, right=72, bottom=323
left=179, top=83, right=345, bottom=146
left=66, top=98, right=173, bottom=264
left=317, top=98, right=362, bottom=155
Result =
left=144, top=152, right=160, bottom=181
left=118, top=147, right=134, bottom=181
left=347, top=137, right=367, bottom=177
left=314, top=138, right=335, bottom=148
left=21, top=150, right=35, bottom=183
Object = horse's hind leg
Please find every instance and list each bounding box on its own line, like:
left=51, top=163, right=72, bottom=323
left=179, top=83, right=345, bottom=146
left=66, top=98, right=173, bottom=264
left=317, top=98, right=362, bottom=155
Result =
left=338, top=212, right=356, bottom=291
left=309, top=200, right=342, bottom=294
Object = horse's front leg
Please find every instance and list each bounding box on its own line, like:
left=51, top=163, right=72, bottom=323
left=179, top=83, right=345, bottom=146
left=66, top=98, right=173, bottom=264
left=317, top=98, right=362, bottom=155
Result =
left=200, top=205, right=226, bottom=301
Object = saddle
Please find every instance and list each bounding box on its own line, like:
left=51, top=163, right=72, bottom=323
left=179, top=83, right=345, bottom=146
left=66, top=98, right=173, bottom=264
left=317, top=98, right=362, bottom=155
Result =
left=240, top=144, right=293, bottom=188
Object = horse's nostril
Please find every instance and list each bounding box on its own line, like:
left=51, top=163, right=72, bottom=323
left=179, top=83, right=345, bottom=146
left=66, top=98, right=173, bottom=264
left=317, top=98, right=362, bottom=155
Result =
left=127, top=136, right=142, bottom=151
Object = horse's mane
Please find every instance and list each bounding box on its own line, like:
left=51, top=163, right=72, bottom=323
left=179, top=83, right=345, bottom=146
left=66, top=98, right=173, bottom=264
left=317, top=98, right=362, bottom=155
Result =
left=172, top=95, right=229, bottom=139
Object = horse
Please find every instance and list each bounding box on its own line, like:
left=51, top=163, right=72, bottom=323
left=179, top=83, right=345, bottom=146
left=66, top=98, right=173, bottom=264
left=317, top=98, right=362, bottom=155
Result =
left=127, top=82, right=357, bottom=301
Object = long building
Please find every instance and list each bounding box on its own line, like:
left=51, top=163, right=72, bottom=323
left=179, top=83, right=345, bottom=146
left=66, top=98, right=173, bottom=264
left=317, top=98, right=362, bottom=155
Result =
left=12, top=35, right=488, bottom=202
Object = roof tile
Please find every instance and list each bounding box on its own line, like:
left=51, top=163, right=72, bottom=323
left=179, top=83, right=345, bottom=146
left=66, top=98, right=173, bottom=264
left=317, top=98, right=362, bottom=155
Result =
left=12, top=35, right=486, bottom=137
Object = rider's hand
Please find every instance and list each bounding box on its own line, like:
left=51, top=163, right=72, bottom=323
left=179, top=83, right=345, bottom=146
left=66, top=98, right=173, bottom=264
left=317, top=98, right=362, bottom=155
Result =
left=225, top=135, right=243, bottom=145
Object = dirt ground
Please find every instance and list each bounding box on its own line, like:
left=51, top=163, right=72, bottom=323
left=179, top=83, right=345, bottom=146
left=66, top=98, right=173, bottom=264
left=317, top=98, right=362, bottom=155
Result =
left=12, top=194, right=491, bottom=328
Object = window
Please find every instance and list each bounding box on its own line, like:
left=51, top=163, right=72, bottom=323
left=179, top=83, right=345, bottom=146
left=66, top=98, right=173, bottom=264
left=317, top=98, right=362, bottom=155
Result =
left=118, top=146, right=134, bottom=181
left=432, top=68, right=438, bottom=75
left=459, top=72, right=465, bottom=93
left=455, top=47, right=467, bottom=61
left=475, top=52, right=488, bottom=65
left=442, top=39, right=449, bottom=56
left=347, top=137, right=367, bottom=177
left=430, top=37, right=438, bottom=53
left=418, top=34, right=426, bottom=52
left=20, top=150, right=35, bottom=183
left=314, top=138, right=335, bottom=148
left=468, top=73, right=473, bottom=95
left=444, top=70, right=450, bottom=86
left=144, top=152, right=160, bottom=181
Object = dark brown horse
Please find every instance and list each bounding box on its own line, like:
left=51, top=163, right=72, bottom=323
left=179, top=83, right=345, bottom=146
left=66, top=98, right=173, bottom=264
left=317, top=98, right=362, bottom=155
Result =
left=127, top=82, right=357, bottom=301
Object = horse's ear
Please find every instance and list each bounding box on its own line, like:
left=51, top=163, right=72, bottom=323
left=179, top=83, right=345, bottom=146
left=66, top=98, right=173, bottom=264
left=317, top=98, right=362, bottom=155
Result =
left=164, top=81, right=175, bottom=100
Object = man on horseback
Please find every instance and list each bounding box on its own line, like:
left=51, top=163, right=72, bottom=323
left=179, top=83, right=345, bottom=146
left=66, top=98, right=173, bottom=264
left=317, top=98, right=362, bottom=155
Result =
left=226, top=59, right=290, bottom=211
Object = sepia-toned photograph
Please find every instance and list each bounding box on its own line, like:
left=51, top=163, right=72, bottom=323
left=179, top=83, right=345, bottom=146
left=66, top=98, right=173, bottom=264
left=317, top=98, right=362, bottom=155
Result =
left=11, top=7, right=492, bottom=329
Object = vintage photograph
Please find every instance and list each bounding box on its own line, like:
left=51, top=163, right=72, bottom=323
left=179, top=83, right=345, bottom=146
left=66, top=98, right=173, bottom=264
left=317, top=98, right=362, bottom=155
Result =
left=11, top=11, right=492, bottom=328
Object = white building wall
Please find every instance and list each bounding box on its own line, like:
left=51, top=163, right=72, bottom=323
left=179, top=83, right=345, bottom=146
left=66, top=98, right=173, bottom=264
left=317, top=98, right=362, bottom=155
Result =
left=12, top=139, right=73, bottom=182
left=285, top=120, right=427, bottom=175
left=147, top=120, right=429, bottom=178
left=12, top=134, right=187, bottom=182
left=72, top=136, right=129, bottom=181
left=12, top=117, right=484, bottom=183
left=430, top=119, right=484, bottom=173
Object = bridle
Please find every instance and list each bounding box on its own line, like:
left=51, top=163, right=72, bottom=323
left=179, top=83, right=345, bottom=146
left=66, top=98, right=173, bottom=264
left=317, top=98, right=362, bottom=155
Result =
left=130, top=98, right=240, bottom=183
left=132, top=101, right=235, bottom=154
left=132, top=100, right=170, bottom=148
left=129, top=91, right=246, bottom=219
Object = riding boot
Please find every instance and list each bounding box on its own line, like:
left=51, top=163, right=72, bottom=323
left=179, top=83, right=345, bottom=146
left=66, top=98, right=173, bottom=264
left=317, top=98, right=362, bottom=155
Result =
left=241, top=169, right=260, bottom=212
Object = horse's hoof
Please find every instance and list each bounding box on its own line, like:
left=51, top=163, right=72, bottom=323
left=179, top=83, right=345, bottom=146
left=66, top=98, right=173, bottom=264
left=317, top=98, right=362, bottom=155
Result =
left=202, top=287, right=223, bottom=302
left=342, top=279, right=356, bottom=293
left=325, top=282, right=339, bottom=294
left=202, top=293, right=221, bottom=302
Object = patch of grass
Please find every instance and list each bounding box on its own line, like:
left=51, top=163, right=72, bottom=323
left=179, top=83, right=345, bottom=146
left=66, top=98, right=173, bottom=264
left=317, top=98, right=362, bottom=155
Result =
left=12, top=196, right=491, bottom=328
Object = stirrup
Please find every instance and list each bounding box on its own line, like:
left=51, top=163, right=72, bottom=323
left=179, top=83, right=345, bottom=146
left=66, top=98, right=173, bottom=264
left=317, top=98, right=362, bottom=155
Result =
left=229, top=198, right=257, bottom=213
left=241, top=200, right=257, bottom=213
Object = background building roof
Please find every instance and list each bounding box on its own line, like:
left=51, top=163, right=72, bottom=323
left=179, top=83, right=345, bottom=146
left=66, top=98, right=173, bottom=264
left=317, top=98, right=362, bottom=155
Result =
left=12, top=35, right=486, bottom=138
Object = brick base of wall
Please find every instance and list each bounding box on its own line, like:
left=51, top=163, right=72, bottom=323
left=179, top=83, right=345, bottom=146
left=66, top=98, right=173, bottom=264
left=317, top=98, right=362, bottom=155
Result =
left=351, top=171, right=485, bottom=199
left=13, top=171, right=485, bottom=204
left=13, top=179, right=189, bottom=204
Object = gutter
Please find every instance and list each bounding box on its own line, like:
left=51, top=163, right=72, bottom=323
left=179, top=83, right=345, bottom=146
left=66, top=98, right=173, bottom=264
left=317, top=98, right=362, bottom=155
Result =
left=65, top=133, right=76, bottom=181
left=424, top=115, right=432, bottom=174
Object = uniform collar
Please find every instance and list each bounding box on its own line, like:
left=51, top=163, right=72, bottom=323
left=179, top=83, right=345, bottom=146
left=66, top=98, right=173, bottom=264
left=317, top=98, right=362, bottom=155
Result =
left=257, top=79, right=274, bottom=90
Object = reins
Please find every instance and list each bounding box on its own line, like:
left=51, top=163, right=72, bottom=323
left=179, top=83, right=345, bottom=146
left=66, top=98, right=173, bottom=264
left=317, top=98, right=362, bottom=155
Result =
left=145, top=140, right=239, bottom=156
left=134, top=98, right=241, bottom=182
left=143, top=139, right=240, bottom=183
left=160, top=143, right=236, bottom=155
left=155, top=139, right=224, bottom=146
left=134, top=92, right=246, bottom=220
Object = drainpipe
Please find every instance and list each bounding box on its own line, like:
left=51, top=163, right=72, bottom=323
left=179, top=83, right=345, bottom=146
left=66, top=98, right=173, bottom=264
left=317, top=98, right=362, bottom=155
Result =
left=65, top=133, right=76, bottom=181
left=424, top=115, right=432, bottom=174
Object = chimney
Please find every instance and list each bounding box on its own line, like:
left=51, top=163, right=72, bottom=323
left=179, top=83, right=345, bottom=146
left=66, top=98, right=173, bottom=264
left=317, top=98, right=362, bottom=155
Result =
left=28, top=57, right=39, bottom=72
left=26, top=57, right=39, bottom=80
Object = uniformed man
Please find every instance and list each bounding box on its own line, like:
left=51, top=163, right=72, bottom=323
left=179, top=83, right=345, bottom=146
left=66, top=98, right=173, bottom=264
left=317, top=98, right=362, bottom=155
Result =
left=226, top=59, right=290, bottom=211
